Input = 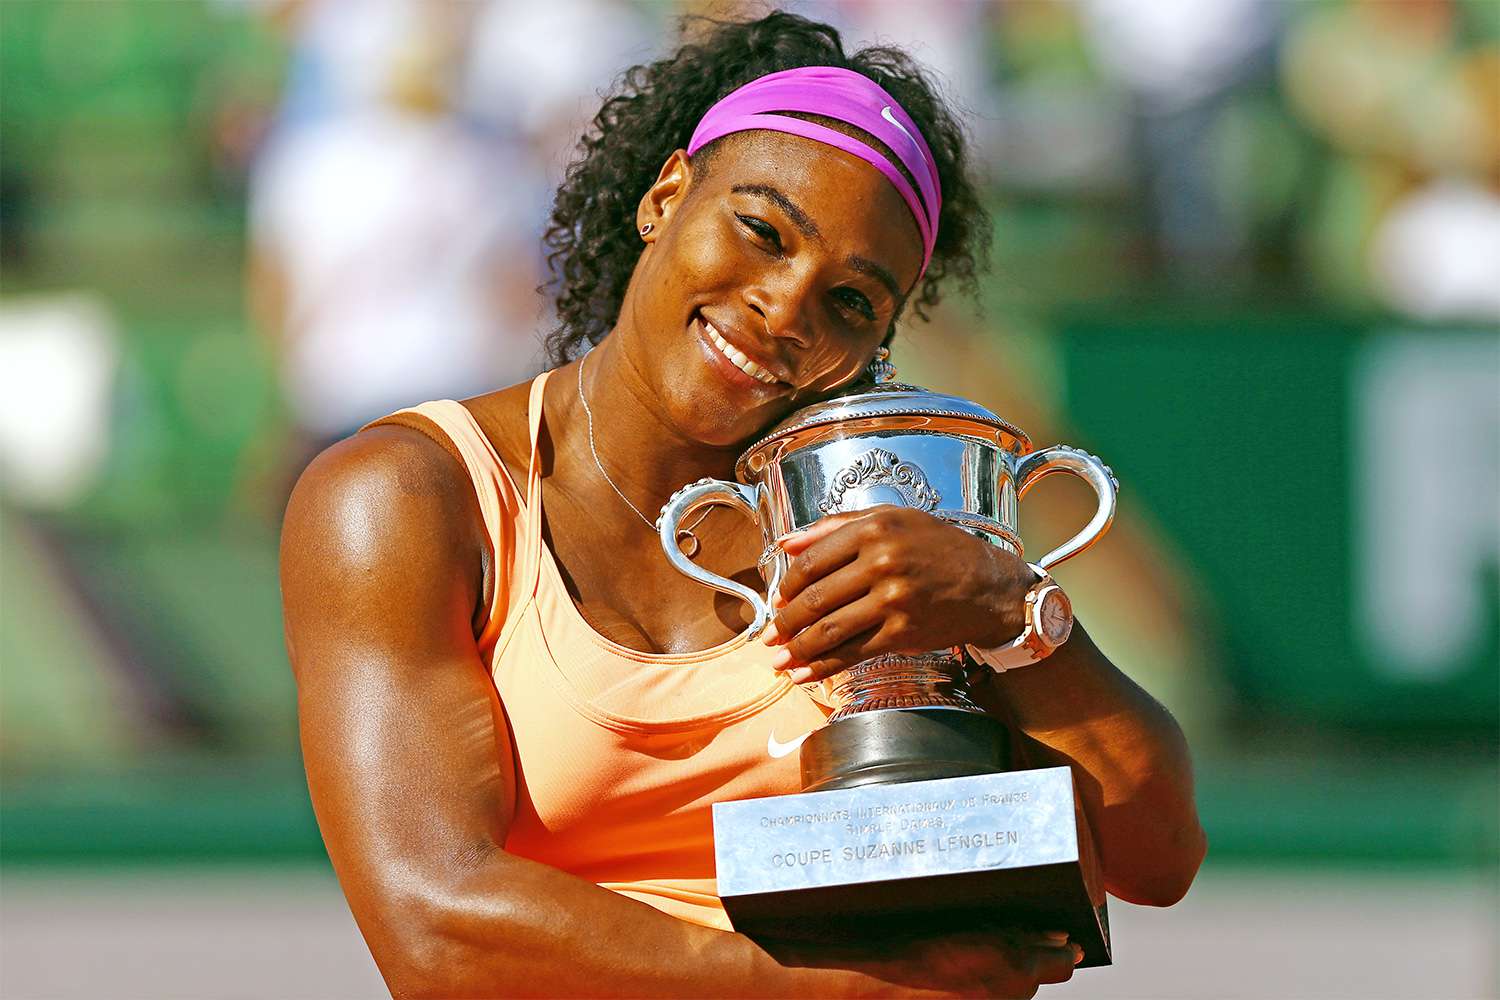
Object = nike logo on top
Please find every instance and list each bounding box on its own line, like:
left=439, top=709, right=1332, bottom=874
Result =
left=767, top=729, right=814, bottom=759
left=881, top=106, right=917, bottom=148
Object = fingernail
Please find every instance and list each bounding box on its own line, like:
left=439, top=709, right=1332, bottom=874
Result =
left=769, top=647, right=795, bottom=670
left=761, top=622, right=782, bottom=646
left=787, top=666, right=813, bottom=683
left=771, top=591, right=788, bottom=609
left=1071, top=943, right=1084, bottom=965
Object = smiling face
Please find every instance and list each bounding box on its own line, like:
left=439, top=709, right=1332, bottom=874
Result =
left=617, top=129, right=925, bottom=447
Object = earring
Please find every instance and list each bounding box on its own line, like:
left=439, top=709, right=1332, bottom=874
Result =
left=639, top=223, right=654, bottom=237
left=867, top=346, right=897, bottom=384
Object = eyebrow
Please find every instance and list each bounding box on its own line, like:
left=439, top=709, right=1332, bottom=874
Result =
left=731, top=183, right=906, bottom=302
left=731, top=184, right=820, bottom=240
left=847, top=254, right=903, bottom=302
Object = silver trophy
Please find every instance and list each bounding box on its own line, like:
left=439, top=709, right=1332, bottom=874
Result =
left=658, top=357, right=1119, bottom=963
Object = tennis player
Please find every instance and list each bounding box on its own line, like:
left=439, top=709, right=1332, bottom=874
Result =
left=281, top=12, right=1206, bottom=997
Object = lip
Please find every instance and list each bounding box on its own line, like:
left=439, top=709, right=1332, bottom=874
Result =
left=697, top=312, right=791, bottom=384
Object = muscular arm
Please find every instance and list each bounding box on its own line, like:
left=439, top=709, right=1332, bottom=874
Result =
left=281, top=430, right=1073, bottom=999
left=976, top=623, right=1207, bottom=907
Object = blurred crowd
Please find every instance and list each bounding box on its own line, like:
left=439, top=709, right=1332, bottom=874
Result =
left=2, top=0, right=1496, bottom=519
left=246, top=0, right=658, bottom=451
left=1, top=13, right=1494, bottom=1000
left=0, top=0, right=1496, bottom=810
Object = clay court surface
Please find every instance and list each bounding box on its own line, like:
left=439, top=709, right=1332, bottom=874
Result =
left=1, top=865, right=1493, bottom=999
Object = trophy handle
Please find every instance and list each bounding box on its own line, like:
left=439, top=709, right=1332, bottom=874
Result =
left=658, top=477, right=777, bottom=636
left=1014, top=446, right=1119, bottom=571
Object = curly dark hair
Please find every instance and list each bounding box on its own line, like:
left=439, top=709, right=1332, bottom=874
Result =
left=540, top=10, right=991, bottom=367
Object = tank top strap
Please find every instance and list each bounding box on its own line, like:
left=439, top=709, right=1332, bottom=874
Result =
left=362, top=376, right=551, bottom=648
left=362, top=400, right=516, bottom=646
left=522, top=369, right=553, bottom=597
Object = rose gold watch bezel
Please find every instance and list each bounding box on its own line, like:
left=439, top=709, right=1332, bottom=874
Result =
left=1035, top=585, right=1074, bottom=646
left=1021, top=582, right=1073, bottom=659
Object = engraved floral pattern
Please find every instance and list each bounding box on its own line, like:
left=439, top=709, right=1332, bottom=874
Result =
left=820, top=448, right=941, bottom=515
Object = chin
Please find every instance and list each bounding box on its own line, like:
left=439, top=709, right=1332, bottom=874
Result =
left=667, top=382, right=788, bottom=451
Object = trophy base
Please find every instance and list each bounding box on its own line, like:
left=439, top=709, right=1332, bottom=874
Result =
left=712, top=767, right=1111, bottom=967
left=800, top=707, right=1010, bottom=791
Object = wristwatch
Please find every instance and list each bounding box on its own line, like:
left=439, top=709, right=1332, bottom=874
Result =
left=965, top=563, right=1074, bottom=673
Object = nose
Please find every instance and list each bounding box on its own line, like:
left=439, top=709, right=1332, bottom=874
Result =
left=743, top=273, right=814, bottom=350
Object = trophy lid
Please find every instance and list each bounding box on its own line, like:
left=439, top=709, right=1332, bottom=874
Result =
left=736, top=356, right=1032, bottom=481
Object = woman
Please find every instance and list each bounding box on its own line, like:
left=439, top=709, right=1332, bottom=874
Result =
left=280, top=13, right=1206, bottom=998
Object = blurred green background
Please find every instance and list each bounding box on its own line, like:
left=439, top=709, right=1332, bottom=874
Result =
left=2, top=1, right=1496, bottom=997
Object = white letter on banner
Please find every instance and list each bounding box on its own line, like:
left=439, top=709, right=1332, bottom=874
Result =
left=1353, top=333, right=1499, bottom=680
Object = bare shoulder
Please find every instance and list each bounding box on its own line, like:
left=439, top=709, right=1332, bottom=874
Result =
left=279, top=425, right=487, bottom=682
left=282, top=424, right=482, bottom=561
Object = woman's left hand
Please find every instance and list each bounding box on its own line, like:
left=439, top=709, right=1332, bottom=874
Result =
left=763, top=505, right=1036, bottom=683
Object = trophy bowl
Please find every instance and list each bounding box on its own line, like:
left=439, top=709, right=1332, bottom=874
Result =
left=659, top=361, right=1119, bottom=966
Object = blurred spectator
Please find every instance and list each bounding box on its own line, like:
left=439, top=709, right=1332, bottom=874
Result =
left=249, top=110, right=533, bottom=442
left=463, top=0, right=657, bottom=167
left=1080, top=0, right=1280, bottom=284
left=248, top=0, right=536, bottom=457
left=247, top=0, right=665, bottom=529
left=1281, top=0, right=1500, bottom=316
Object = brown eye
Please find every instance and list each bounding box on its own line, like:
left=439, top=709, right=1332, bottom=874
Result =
left=833, top=287, right=876, bottom=322
left=735, top=213, right=783, bottom=252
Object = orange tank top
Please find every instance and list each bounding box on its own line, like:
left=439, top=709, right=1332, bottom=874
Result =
left=364, top=370, right=830, bottom=930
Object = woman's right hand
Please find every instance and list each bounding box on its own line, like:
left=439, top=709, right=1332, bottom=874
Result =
left=770, top=928, right=1082, bottom=998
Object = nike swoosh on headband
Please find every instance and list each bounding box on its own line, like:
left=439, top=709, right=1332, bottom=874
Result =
left=767, top=729, right=815, bottom=759
left=881, top=105, right=915, bottom=144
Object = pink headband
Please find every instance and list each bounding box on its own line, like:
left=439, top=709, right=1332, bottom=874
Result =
left=686, top=66, right=942, bottom=279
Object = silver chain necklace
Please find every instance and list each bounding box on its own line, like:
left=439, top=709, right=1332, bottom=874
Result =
left=576, top=347, right=713, bottom=557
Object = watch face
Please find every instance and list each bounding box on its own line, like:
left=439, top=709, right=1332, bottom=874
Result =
left=1035, top=587, right=1074, bottom=645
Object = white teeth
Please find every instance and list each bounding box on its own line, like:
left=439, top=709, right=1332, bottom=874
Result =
left=703, top=319, right=778, bottom=384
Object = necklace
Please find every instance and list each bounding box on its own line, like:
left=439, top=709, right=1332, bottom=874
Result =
left=576, top=348, right=714, bottom=557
